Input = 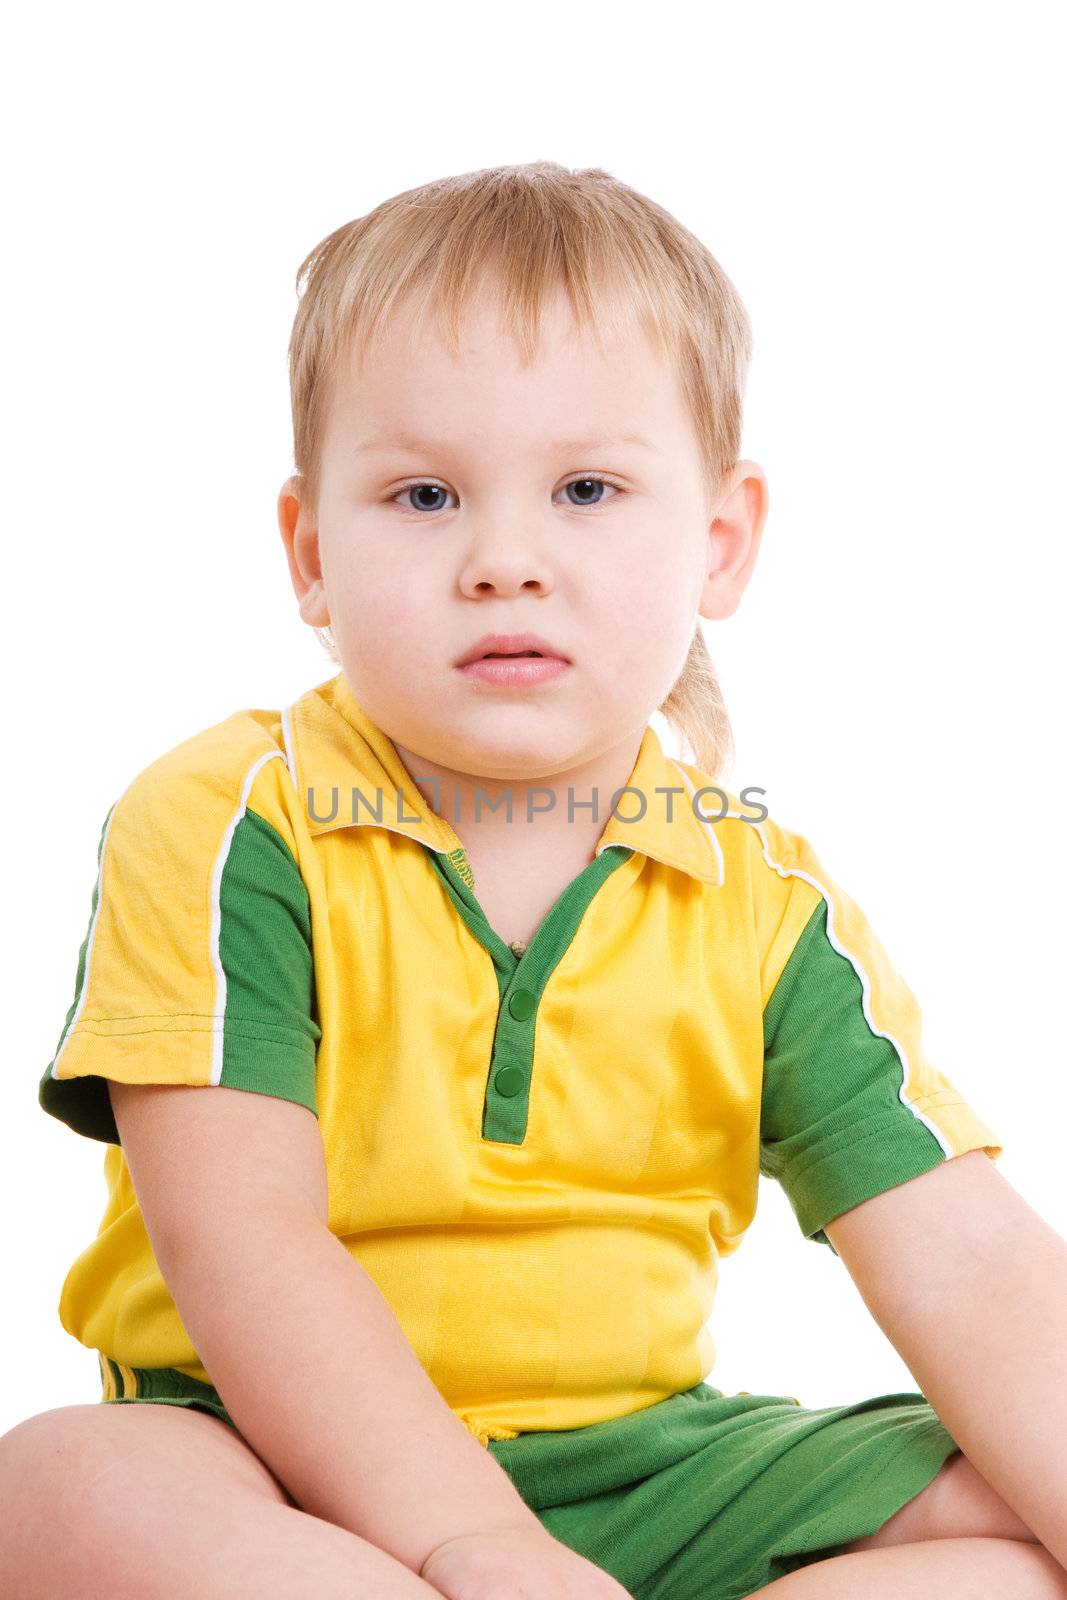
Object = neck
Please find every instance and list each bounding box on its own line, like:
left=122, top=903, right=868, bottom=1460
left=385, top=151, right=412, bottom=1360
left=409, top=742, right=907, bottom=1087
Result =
left=390, top=726, right=647, bottom=857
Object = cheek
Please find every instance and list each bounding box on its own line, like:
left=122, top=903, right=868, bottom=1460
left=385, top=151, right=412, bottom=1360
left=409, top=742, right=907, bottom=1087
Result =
left=329, top=562, right=428, bottom=646
left=597, top=547, right=697, bottom=635
left=590, top=553, right=699, bottom=690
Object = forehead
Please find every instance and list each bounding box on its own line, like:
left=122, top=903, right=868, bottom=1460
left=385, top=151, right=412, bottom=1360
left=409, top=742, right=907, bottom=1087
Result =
left=321, top=280, right=689, bottom=453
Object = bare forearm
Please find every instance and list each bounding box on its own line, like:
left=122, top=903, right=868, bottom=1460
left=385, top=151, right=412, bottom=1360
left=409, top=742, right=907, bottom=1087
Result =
left=159, top=1206, right=540, bottom=1573
left=879, top=1202, right=1067, bottom=1570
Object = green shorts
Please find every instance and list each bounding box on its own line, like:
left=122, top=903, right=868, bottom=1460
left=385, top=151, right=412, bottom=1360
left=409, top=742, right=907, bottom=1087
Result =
left=99, top=1356, right=961, bottom=1600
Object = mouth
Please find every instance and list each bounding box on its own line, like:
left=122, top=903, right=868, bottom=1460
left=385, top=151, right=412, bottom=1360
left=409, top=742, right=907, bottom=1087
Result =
left=455, top=638, right=572, bottom=687
left=454, top=633, right=571, bottom=669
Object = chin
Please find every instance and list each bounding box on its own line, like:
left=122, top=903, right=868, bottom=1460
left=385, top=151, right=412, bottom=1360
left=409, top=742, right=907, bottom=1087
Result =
left=451, top=726, right=585, bottom=780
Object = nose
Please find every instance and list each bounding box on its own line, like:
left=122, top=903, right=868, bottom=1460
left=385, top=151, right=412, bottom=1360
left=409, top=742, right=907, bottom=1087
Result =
left=457, top=532, right=555, bottom=599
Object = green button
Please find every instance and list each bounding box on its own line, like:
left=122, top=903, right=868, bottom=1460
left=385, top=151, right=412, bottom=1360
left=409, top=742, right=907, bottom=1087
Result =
left=494, top=1064, right=526, bottom=1097
left=508, top=987, right=536, bottom=1020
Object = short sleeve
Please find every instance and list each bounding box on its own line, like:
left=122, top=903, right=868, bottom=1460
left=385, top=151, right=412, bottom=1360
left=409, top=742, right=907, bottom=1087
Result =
left=759, top=863, right=1004, bottom=1257
left=39, top=747, right=322, bottom=1145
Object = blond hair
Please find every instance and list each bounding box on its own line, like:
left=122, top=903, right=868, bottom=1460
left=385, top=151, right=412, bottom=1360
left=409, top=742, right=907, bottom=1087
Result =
left=286, top=161, right=753, bottom=779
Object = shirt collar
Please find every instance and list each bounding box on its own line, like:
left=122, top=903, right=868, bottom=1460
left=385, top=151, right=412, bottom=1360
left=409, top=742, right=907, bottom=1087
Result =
left=284, top=672, right=727, bottom=886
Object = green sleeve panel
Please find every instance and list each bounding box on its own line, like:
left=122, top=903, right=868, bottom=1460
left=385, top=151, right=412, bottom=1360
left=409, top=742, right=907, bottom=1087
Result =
left=760, top=896, right=1001, bottom=1255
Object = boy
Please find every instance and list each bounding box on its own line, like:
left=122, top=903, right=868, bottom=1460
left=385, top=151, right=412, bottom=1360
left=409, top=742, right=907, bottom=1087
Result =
left=5, top=162, right=1067, bottom=1600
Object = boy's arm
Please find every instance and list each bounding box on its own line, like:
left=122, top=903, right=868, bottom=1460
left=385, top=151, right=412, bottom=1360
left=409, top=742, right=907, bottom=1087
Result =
left=824, top=1149, right=1067, bottom=1570
left=109, top=1080, right=543, bottom=1575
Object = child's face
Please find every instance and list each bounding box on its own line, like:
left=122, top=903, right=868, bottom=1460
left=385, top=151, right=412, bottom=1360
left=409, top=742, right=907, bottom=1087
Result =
left=279, top=278, right=766, bottom=783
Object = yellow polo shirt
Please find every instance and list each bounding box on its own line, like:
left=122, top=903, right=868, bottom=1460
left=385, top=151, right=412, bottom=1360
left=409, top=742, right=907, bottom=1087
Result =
left=40, top=670, right=1004, bottom=1446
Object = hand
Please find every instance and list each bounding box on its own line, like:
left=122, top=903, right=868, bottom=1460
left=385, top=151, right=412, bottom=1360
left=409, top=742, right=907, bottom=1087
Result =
left=419, top=1525, right=635, bottom=1599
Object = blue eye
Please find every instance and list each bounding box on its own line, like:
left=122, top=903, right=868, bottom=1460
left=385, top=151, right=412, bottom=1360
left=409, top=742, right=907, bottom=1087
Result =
left=397, top=483, right=454, bottom=514
left=390, top=477, right=622, bottom=515
left=561, top=477, right=618, bottom=508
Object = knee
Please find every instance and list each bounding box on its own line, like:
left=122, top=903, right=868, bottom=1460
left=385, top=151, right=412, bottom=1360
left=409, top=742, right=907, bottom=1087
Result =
left=0, top=1405, right=160, bottom=1597
left=0, top=1406, right=125, bottom=1540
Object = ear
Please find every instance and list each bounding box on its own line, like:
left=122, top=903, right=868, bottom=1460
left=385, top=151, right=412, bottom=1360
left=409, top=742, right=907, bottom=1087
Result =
left=277, top=474, right=331, bottom=628
left=698, top=461, right=770, bottom=622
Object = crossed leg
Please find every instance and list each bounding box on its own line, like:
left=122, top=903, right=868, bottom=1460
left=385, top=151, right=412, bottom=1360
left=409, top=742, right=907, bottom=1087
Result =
left=840, top=1448, right=1038, bottom=1550
left=0, top=1402, right=444, bottom=1599
left=4, top=1404, right=1061, bottom=1600
left=744, top=1451, right=1067, bottom=1599
left=749, top=1537, right=1067, bottom=1598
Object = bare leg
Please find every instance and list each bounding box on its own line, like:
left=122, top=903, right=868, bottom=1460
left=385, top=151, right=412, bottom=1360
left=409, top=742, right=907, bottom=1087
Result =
left=842, top=1448, right=1038, bottom=1551
left=0, top=1404, right=444, bottom=1600
left=746, top=1535, right=1067, bottom=1599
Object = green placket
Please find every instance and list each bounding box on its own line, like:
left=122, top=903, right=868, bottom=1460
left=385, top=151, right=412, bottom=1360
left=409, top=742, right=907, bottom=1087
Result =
left=425, top=842, right=634, bottom=1144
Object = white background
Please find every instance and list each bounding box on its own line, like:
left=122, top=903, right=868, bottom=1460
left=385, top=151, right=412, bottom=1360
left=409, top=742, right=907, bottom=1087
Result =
left=3, top=1, right=1064, bottom=1439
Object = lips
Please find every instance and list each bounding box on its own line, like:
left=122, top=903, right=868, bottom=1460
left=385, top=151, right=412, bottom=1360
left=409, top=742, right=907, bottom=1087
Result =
left=455, top=631, right=570, bottom=668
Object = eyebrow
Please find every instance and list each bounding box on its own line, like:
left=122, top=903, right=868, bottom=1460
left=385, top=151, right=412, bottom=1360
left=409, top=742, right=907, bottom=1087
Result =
left=353, top=430, right=656, bottom=456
